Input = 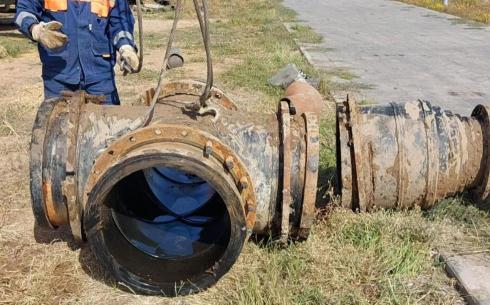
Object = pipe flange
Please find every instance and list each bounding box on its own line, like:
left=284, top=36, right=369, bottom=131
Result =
left=143, top=79, right=238, bottom=111
left=344, top=97, right=372, bottom=211
left=471, top=104, right=490, bottom=203
left=279, top=101, right=292, bottom=242
left=84, top=124, right=257, bottom=232
left=297, top=112, right=320, bottom=239
left=63, top=93, right=84, bottom=241
left=30, top=98, right=59, bottom=229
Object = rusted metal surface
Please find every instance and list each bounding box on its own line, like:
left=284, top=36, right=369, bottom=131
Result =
left=40, top=100, right=70, bottom=226
left=281, top=80, right=324, bottom=116
left=298, top=112, right=320, bottom=239
left=279, top=101, right=292, bottom=242
left=337, top=97, right=490, bottom=210
left=83, top=124, right=258, bottom=231
left=470, top=105, right=490, bottom=203
left=29, top=81, right=321, bottom=295
left=142, top=79, right=238, bottom=111
left=30, top=98, right=57, bottom=228
left=64, top=92, right=84, bottom=240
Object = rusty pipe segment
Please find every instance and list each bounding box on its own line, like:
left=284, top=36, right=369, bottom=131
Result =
left=337, top=97, right=490, bottom=211
left=29, top=79, right=322, bottom=295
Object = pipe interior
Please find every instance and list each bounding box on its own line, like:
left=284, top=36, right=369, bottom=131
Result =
left=107, top=166, right=231, bottom=280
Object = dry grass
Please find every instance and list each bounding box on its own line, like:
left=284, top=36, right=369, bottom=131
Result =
left=0, top=32, right=36, bottom=59
left=0, top=0, right=489, bottom=304
left=400, top=0, right=490, bottom=23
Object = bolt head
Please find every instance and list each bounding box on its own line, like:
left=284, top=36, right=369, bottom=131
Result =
left=239, top=177, right=249, bottom=189
left=225, top=156, right=234, bottom=170
left=204, top=141, right=213, bottom=156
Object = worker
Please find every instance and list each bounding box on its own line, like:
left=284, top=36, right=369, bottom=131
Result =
left=14, top=0, right=139, bottom=104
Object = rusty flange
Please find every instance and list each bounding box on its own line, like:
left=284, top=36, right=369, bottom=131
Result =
left=83, top=124, right=258, bottom=232
left=344, top=96, right=371, bottom=211
left=279, top=101, right=292, bottom=242
left=297, top=112, right=320, bottom=239
left=419, top=100, right=440, bottom=209
left=30, top=98, right=58, bottom=229
left=41, top=100, right=70, bottom=227
left=63, top=93, right=84, bottom=241
left=471, top=104, right=490, bottom=203
left=142, top=79, right=238, bottom=111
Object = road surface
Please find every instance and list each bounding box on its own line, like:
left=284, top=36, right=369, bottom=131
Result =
left=283, top=0, right=490, bottom=115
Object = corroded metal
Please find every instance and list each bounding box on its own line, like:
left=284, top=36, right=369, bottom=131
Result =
left=337, top=97, right=490, bottom=210
left=30, top=98, right=58, bottom=229
left=29, top=80, right=322, bottom=295
left=144, top=79, right=238, bottom=111
left=83, top=124, right=258, bottom=231
left=298, top=112, right=320, bottom=238
left=281, top=79, right=324, bottom=116
left=279, top=101, right=292, bottom=242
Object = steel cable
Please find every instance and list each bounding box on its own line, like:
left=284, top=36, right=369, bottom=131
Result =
left=113, top=0, right=214, bottom=138
left=191, top=0, right=214, bottom=109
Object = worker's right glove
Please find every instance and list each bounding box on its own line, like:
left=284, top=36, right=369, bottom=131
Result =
left=31, top=21, right=68, bottom=50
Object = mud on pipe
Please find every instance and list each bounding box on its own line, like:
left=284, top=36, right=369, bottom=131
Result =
left=336, top=97, right=490, bottom=211
left=29, top=79, right=322, bottom=295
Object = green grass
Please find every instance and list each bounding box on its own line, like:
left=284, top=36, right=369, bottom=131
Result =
left=205, top=207, right=475, bottom=305
left=400, top=0, right=490, bottom=23
left=289, top=24, right=324, bottom=44
left=0, top=34, right=36, bottom=58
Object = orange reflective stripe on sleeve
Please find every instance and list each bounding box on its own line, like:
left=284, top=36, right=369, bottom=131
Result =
left=91, top=0, right=114, bottom=17
left=44, top=0, right=67, bottom=11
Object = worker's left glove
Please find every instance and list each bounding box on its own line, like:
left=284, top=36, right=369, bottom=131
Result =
left=118, top=45, right=139, bottom=73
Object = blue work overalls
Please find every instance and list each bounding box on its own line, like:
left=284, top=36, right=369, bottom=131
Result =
left=15, top=0, right=135, bottom=104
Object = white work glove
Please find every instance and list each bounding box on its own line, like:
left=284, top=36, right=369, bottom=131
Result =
left=31, top=21, right=68, bottom=50
left=118, top=44, right=139, bottom=73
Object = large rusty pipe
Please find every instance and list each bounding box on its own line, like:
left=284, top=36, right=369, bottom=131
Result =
left=336, top=98, right=490, bottom=211
left=29, top=80, right=322, bottom=295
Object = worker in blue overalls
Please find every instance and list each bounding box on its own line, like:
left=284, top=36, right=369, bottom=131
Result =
left=14, top=0, right=139, bottom=104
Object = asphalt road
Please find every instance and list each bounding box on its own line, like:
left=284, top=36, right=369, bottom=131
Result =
left=283, top=0, right=490, bottom=115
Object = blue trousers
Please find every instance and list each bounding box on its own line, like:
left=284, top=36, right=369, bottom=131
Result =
left=43, top=77, right=120, bottom=105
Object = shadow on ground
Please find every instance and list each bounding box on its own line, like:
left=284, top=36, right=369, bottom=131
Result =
left=33, top=222, right=118, bottom=290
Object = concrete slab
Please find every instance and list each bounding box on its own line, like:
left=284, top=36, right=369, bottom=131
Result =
left=283, top=0, right=490, bottom=115
left=442, top=252, right=490, bottom=305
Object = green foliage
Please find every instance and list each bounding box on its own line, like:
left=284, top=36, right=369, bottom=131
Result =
left=290, top=24, right=324, bottom=44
